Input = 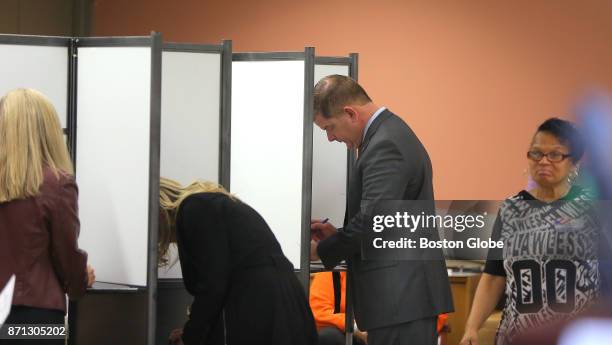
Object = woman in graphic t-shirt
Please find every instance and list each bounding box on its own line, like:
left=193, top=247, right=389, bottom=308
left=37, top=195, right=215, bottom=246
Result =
left=460, top=118, right=600, bottom=345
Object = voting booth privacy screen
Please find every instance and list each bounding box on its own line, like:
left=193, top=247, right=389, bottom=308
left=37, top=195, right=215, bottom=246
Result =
left=158, top=42, right=230, bottom=279
left=1, top=33, right=357, bottom=343
left=0, top=34, right=161, bottom=289
left=311, top=62, right=351, bottom=228
left=0, top=42, right=69, bottom=129
left=0, top=33, right=162, bottom=345
left=0, top=35, right=356, bottom=285
left=231, top=60, right=306, bottom=269
left=160, top=50, right=220, bottom=185
left=76, top=46, right=154, bottom=287
left=231, top=51, right=315, bottom=275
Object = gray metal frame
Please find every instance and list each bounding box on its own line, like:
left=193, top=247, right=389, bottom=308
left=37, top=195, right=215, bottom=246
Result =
left=232, top=51, right=305, bottom=61
left=74, top=36, right=153, bottom=47
left=163, top=42, right=223, bottom=53
left=67, top=39, right=78, bottom=164
left=345, top=52, right=359, bottom=345
left=0, top=33, right=71, bottom=46
left=220, top=40, right=232, bottom=189
left=314, top=56, right=351, bottom=65
left=301, top=47, right=316, bottom=293
left=147, top=32, right=163, bottom=345
left=230, top=49, right=316, bottom=291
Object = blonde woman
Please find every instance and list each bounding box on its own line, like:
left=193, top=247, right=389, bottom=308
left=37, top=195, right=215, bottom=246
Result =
left=159, top=178, right=317, bottom=345
left=0, top=89, right=94, bottom=340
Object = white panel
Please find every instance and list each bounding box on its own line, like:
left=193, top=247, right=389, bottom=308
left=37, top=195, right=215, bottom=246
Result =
left=76, top=47, right=151, bottom=287
left=312, top=64, right=350, bottom=227
left=314, top=64, right=349, bottom=86
left=231, top=60, right=304, bottom=269
left=159, top=51, right=221, bottom=279
left=161, top=51, right=220, bottom=185
left=0, top=44, right=68, bottom=128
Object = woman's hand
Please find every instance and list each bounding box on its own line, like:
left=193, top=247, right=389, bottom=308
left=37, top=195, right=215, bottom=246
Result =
left=168, top=328, right=184, bottom=345
left=459, top=327, right=478, bottom=345
left=86, top=265, right=95, bottom=287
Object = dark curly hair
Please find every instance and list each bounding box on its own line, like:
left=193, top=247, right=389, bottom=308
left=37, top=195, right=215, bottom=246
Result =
left=535, top=118, right=585, bottom=164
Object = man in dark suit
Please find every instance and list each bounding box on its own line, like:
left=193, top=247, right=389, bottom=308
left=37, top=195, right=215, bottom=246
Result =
left=310, top=75, right=454, bottom=345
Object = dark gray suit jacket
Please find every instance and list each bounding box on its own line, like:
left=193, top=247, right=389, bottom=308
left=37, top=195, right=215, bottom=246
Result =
left=317, top=109, right=454, bottom=330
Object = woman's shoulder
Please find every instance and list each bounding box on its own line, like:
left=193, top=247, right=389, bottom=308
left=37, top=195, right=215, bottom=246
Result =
left=178, top=192, right=237, bottom=216
left=182, top=192, right=233, bottom=205
left=495, top=190, right=533, bottom=218
left=40, top=167, right=76, bottom=195
left=500, top=190, right=531, bottom=205
left=565, top=185, right=595, bottom=200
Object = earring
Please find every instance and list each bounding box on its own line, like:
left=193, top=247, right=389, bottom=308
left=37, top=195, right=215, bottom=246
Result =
left=567, top=165, right=580, bottom=185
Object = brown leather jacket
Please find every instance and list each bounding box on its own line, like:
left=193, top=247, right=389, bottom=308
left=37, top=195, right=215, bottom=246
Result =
left=0, top=167, right=88, bottom=313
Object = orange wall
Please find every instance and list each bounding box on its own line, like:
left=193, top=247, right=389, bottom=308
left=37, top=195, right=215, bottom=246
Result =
left=92, top=0, right=612, bottom=199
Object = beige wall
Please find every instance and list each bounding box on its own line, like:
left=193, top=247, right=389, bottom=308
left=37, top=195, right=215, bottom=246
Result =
left=92, top=0, right=612, bottom=199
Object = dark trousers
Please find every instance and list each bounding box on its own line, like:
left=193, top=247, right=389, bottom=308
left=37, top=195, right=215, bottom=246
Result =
left=367, top=317, right=437, bottom=345
left=318, top=327, right=365, bottom=345
left=1, top=306, right=65, bottom=345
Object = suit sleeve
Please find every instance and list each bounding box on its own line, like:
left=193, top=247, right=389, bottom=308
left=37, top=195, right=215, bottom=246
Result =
left=309, top=272, right=345, bottom=331
left=179, top=197, right=231, bottom=345
left=318, top=139, right=414, bottom=268
left=48, top=174, right=88, bottom=300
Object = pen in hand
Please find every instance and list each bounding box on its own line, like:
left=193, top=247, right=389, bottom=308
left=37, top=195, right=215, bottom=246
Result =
left=311, top=218, right=330, bottom=241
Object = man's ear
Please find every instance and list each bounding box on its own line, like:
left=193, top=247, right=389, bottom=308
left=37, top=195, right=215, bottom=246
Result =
left=343, top=106, right=359, bottom=122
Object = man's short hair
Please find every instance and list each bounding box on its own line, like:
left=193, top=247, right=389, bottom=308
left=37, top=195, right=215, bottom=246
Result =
left=313, top=75, right=372, bottom=118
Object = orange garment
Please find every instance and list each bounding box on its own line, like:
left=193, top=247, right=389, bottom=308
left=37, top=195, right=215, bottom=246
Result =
left=310, top=272, right=448, bottom=333
left=310, top=272, right=347, bottom=331
left=437, top=313, right=448, bottom=334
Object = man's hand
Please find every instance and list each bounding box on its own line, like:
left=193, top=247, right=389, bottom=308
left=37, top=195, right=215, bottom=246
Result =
left=86, top=265, right=95, bottom=288
left=311, top=219, right=338, bottom=241
left=168, top=328, right=184, bottom=345
left=310, top=240, right=320, bottom=261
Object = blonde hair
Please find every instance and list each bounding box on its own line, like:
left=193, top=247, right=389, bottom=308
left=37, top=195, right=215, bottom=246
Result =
left=158, top=177, right=235, bottom=267
left=0, top=88, right=73, bottom=202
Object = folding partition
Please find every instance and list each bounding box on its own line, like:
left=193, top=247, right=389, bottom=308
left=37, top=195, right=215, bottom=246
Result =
left=0, top=33, right=162, bottom=345
left=158, top=41, right=232, bottom=280
left=2, top=33, right=360, bottom=343
left=0, top=36, right=70, bottom=141
left=312, top=54, right=359, bottom=227
left=231, top=49, right=315, bottom=288
left=76, top=36, right=161, bottom=289
left=0, top=33, right=162, bottom=290
left=74, top=34, right=162, bottom=345
left=312, top=54, right=359, bottom=345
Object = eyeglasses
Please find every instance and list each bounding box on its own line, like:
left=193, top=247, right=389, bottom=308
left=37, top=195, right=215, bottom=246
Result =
left=527, top=150, right=572, bottom=162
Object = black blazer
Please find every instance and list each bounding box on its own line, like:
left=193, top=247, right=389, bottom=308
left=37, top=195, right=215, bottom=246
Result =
left=176, top=193, right=317, bottom=345
left=317, top=110, right=454, bottom=330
